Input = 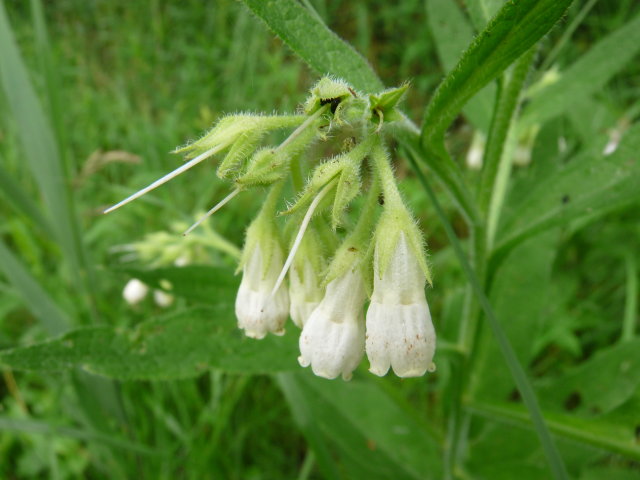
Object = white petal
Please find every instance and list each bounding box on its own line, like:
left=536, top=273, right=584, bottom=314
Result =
left=298, top=269, right=366, bottom=380
left=235, top=245, right=290, bottom=338
left=366, top=300, right=435, bottom=378
left=366, top=233, right=436, bottom=378
left=372, top=233, right=425, bottom=305
left=289, top=259, right=323, bottom=328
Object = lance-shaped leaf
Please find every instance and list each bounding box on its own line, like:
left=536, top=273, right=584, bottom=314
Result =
left=420, top=0, right=573, bottom=147
left=494, top=123, right=640, bottom=263
left=241, top=0, right=383, bottom=93
left=0, top=307, right=299, bottom=380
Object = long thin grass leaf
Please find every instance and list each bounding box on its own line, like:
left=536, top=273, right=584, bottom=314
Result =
left=0, top=2, right=92, bottom=303
left=405, top=154, right=569, bottom=480
left=0, top=240, right=68, bottom=335
left=0, top=417, right=157, bottom=456
left=0, top=162, right=54, bottom=237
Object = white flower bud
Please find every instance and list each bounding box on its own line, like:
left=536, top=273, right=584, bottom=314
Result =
left=123, top=278, right=149, bottom=305
left=298, top=268, right=366, bottom=381
left=153, top=289, right=174, bottom=308
left=235, top=244, right=290, bottom=339
left=366, top=234, right=436, bottom=378
left=289, top=259, right=323, bottom=328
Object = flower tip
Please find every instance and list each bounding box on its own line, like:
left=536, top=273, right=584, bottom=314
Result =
left=298, top=356, right=310, bottom=368
left=242, top=329, right=267, bottom=340
left=341, top=372, right=353, bottom=381
left=368, top=365, right=390, bottom=377
left=396, top=368, right=427, bottom=378
left=427, top=362, right=436, bottom=373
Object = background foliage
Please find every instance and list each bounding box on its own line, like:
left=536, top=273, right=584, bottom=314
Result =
left=0, top=0, right=639, bottom=478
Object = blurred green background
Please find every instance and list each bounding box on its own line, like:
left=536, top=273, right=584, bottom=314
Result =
left=1, top=0, right=639, bottom=478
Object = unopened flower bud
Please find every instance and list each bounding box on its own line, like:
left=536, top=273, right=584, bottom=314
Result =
left=123, top=278, right=149, bottom=305
left=153, top=289, right=174, bottom=308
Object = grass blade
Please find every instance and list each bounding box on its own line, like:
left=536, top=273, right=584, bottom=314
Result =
left=0, top=2, right=93, bottom=309
left=0, top=240, right=68, bottom=335
left=405, top=153, right=569, bottom=480
left=522, top=11, right=640, bottom=128
left=0, top=162, right=54, bottom=237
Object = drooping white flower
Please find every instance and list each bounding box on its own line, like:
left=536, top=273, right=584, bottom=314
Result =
left=123, top=278, right=149, bottom=305
left=289, top=258, right=324, bottom=328
left=235, top=243, right=290, bottom=339
left=298, top=268, right=366, bottom=381
left=366, top=233, right=436, bottom=378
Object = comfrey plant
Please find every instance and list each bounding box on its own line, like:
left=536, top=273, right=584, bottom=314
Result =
left=105, top=77, right=436, bottom=380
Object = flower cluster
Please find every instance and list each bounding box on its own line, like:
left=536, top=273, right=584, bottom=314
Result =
left=105, top=77, right=436, bottom=380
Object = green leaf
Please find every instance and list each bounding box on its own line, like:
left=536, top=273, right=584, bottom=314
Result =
left=426, top=0, right=495, bottom=130
left=470, top=396, right=640, bottom=461
left=240, top=0, right=383, bottom=93
left=0, top=240, right=69, bottom=335
left=405, top=153, right=569, bottom=480
left=472, top=231, right=559, bottom=402
left=0, top=308, right=300, bottom=379
left=421, top=0, right=572, bottom=146
left=521, top=12, right=640, bottom=129
left=0, top=3, right=87, bottom=288
left=495, top=123, right=640, bottom=261
left=465, top=0, right=506, bottom=30
left=122, top=265, right=239, bottom=304
left=537, top=339, right=640, bottom=415
left=0, top=162, right=54, bottom=237
left=0, top=417, right=157, bottom=456
left=277, top=372, right=442, bottom=480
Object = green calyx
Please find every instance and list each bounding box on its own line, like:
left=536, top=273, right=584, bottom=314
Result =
left=303, top=77, right=356, bottom=115
left=282, top=135, right=375, bottom=229
left=238, top=182, right=285, bottom=277
left=175, top=113, right=304, bottom=161
left=370, top=139, right=431, bottom=284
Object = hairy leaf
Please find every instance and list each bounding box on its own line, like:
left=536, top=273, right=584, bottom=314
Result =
left=421, top=0, right=572, bottom=146
left=240, top=0, right=383, bottom=93
left=0, top=308, right=299, bottom=379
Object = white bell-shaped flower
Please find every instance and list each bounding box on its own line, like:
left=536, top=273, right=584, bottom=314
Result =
left=235, top=243, right=290, bottom=339
left=298, top=268, right=366, bottom=380
left=366, top=233, right=436, bottom=377
left=289, top=258, right=324, bottom=328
